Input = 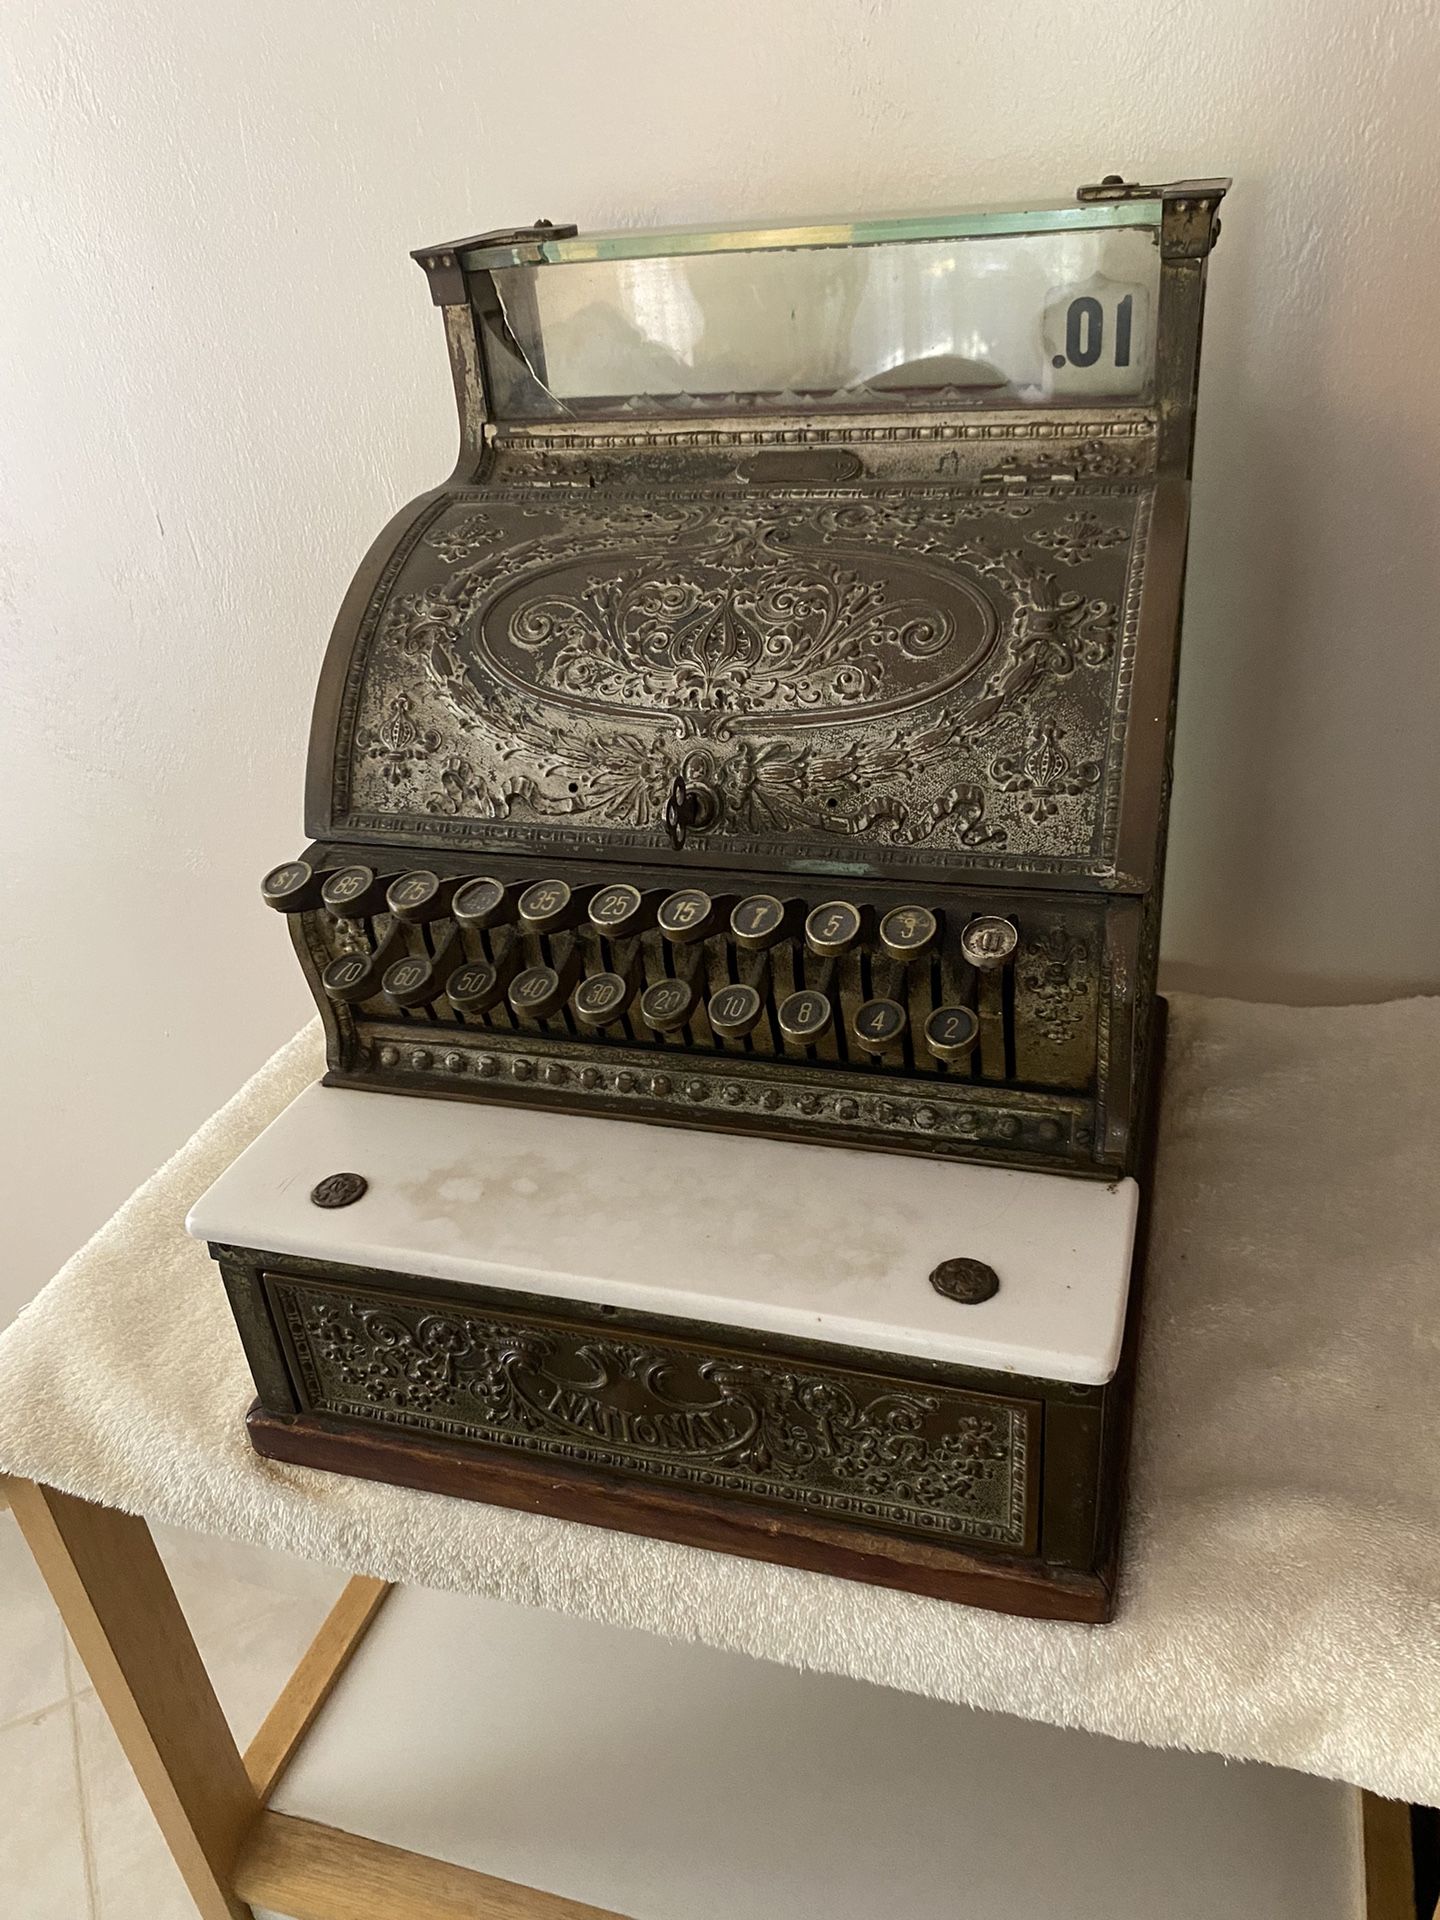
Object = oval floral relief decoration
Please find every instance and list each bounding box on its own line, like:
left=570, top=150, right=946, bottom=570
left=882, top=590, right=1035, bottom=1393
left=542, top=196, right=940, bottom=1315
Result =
left=349, top=490, right=1128, bottom=853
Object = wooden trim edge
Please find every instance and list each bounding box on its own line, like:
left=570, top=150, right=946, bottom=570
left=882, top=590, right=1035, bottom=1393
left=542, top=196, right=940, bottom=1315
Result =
left=234, top=1810, right=636, bottom=1920
left=247, top=1407, right=1114, bottom=1622
left=1363, top=1791, right=1418, bottom=1920
left=245, top=1575, right=394, bottom=1803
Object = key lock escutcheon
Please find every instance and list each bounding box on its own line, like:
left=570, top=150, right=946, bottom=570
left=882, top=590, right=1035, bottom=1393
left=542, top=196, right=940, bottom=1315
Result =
left=663, top=768, right=720, bottom=851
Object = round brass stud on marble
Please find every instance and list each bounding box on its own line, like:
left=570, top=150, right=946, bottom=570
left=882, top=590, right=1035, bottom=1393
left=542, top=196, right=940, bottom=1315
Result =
left=960, top=915, right=1019, bottom=970
left=310, top=1172, right=368, bottom=1209
left=929, top=1256, right=1000, bottom=1305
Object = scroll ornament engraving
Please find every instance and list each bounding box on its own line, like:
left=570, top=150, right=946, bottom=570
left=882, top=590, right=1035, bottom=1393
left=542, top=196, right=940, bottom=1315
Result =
left=356, top=495, right=1121, bottom=850
left=1025, top=511, right=1128, bottom=568
left=1018, top=926, right=1094, bottom=1045
left=505, top=529, right=957, bottom=714
left=353, top=692, right=443, bottom=793
left=291, top=1293, right=1025, bottom=1539
left=988, top=717, right=1103, bottom=823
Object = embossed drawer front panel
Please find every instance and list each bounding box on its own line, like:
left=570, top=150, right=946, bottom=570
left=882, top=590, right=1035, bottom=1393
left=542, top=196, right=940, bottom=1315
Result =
left=268, top=1272, right=1039, bottom=1554
left=329, top=477, right=1149, bottom=884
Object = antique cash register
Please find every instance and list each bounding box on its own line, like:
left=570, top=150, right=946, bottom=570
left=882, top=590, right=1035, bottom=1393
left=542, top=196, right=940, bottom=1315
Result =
left=189, top=176, right=1228, bottom=1620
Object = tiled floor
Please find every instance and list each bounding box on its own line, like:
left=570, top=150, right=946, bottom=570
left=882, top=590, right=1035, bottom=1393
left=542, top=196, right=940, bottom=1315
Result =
left=0, top=1503, right=348, bottom=1918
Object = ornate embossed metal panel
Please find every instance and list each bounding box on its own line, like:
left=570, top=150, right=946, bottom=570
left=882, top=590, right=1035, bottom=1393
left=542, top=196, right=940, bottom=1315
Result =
left=266, top=1270, right=1038, bottom=1552
left=333, top=484, right=1142, bottom=877
left=261, top=179, right=1226, bottom=1174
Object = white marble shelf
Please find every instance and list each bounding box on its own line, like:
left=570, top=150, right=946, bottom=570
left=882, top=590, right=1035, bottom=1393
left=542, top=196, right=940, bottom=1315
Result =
left=187, top=1079, right=1138, bottom=1385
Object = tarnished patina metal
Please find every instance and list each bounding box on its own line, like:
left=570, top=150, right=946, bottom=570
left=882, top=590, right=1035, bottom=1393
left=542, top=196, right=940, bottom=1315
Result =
left=259, top=179, right=1226, bottom=1177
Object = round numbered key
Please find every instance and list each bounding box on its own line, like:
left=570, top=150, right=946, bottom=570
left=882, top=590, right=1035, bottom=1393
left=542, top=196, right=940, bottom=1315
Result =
left=638, top=976, right=699, bottom=1032
left=587, top=883, right=652, bottom=937
left=878, top=905, right=939, bottom=962
left=571, top=971, right=634, bottom=1029
left=507, top=963, right=570, bottom=1021
left=960, top=915, right=1019, bottom=971
left=385, top=870, right=448, bottom=924
left=451, top=877, right=513, bottom=931
left=852, top=997, right=908, bottom=1054
left=777, top=988, right=834, bottom=1044
left=707, top=981, right=765, bottom=1040
left=321, top=865, right=381, bottom=918
left=445, top=960, right=505, bottom=1014
left=924, top=1005, right=981, bottom=1061
left=729, top=894, right=788, bottom=951
left=656, top=888, right=717, bottom=944
left=517, top=879, right=577, bottom=934
left=320, top=951, right=378, bottom=1003
left=804, top=900, right=864, bottom=957
left=380, top=954, right=438, bottom=1008
left=260, top=859, right=321, bottom=913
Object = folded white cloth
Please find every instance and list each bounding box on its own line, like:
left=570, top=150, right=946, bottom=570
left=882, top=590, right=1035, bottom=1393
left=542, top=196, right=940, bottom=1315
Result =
left=1, top=995, right=1437, bottom=1804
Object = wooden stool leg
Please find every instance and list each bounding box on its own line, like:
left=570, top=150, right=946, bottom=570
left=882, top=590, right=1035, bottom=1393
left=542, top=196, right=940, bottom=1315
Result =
left=7, top=1478, right=259, bottom=1920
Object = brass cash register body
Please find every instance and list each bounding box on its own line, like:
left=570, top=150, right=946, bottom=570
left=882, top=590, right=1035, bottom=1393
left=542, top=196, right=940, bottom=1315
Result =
left=224, top=181, right=1227, bottom=1619
left=265, top=179, right=1226, bottom=1178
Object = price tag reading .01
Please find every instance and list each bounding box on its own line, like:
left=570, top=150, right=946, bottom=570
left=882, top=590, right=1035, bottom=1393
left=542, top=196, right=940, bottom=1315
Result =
left=1042, top=273, right=1151, bottom=400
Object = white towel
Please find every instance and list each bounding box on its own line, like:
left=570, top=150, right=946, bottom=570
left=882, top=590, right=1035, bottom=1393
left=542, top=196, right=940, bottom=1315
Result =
left=0, top=995, right=1437, bottom=1803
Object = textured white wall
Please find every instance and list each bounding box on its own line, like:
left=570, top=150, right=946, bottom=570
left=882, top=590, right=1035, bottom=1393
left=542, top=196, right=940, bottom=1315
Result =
left=3, top=0, right=1438, bottom=1323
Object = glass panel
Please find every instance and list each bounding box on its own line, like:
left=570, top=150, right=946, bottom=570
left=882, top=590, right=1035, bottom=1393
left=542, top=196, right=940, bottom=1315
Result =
left=458, top=198, right=1161, bottom=270
left=479, top=226, right=1160, bottom=421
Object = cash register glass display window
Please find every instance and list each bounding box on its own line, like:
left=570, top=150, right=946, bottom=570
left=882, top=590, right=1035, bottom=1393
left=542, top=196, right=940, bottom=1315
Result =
left=474, top=209, right=1160, bottom=417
